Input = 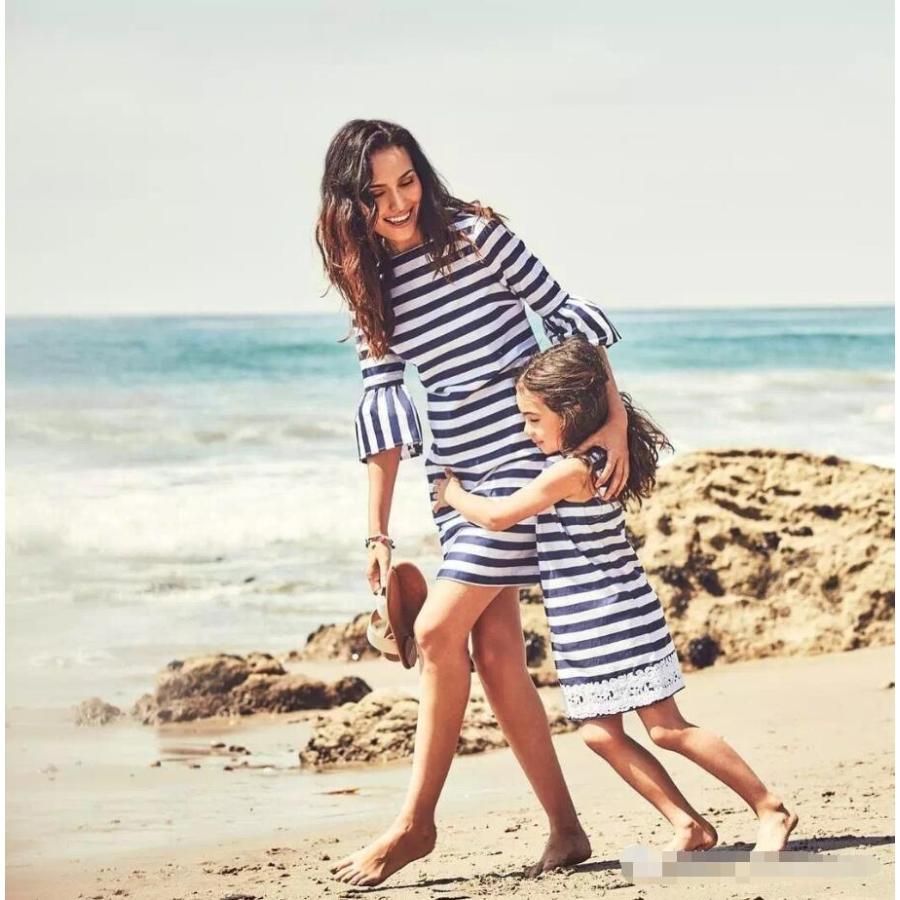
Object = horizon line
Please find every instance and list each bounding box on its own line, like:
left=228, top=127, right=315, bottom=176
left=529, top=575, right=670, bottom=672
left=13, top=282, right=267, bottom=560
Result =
left=5, top=301, right=895, bottom=321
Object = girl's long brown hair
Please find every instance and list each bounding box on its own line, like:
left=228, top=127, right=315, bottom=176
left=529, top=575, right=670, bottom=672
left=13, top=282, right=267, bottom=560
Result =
left=315, top=119, right=500, bottom=358
left=517, top=338, right=673, bottom=508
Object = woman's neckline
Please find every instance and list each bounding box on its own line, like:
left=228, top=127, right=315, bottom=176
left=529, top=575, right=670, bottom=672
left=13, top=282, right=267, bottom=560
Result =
left=388, top=238, right=432, bottom=261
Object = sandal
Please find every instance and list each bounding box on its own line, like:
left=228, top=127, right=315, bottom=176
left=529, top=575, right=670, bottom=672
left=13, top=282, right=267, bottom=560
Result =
left=365, top=562, right=428, bottom=669
left=386, top=562, right=428, bottom=669
left=366, top=594, right=401, bottom=663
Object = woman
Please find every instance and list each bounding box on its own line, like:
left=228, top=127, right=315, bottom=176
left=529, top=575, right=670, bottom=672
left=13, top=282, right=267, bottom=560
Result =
left=315, top=118, right=630, bottom=887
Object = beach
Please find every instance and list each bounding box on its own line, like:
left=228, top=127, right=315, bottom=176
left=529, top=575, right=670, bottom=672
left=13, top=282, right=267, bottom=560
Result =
left=5, top=308, right=895, bottom=897
left=7, top=644, right=895, bottom=899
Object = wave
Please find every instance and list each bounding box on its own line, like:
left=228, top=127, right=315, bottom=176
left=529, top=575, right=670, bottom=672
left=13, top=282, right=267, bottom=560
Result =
left=6, top=456, right=436, bottom=562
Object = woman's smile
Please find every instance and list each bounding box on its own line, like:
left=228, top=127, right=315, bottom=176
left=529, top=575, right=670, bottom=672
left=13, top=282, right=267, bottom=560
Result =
left=383, top=207, right=415, bottom=227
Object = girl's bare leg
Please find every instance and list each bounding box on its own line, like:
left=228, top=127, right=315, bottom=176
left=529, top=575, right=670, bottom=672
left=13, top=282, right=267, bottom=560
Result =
left=470, top=587, right=591, bottom=875
left=637, top=697, right=798, bottom=851
left=331, top=580, right=503, bottom=887
left=579, top=715, right=717, bottom=851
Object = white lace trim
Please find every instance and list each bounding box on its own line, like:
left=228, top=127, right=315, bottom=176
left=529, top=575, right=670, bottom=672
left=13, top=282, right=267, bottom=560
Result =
left=560, top=650, right=685, bottom=720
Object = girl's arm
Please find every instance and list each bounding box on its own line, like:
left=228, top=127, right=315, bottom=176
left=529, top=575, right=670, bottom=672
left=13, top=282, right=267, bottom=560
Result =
left=575, top=347, right=630, bottom=499
left=434, top=459, right=589, bottom=532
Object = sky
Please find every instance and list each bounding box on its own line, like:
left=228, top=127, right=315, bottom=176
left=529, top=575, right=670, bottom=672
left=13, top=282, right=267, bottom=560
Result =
left=5, top=0, right=894, bottom=316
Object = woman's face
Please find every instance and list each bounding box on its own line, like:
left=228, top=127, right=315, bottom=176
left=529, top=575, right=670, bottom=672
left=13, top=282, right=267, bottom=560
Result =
left=516, top=384, right=564, bottom=454
left=367, top=145, right=425, bottom=253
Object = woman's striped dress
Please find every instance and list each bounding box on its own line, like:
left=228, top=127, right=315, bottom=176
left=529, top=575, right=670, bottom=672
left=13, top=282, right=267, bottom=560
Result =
left=536, top=448, right=685, bottom=719
left=353, top=210, right=621, bottom=586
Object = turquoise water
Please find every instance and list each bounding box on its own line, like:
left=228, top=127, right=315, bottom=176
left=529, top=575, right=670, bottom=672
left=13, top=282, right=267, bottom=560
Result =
left=5, top=306, right=895, bottom=713
left=7, top=307, right=894, bottom=387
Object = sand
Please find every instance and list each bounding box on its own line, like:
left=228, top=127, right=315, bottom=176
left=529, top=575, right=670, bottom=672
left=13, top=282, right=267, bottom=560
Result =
left=7, top=644, right=895, bottom=900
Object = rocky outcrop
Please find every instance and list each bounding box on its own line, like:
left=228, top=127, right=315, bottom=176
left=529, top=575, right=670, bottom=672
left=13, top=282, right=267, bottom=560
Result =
left=73, top=697, right=123, bottom=726
left=129, top=652, right=371, bottom=724
left=624, top=449, right=894, bottom=664
left=290, top=613, right=380, bottom=663
left=298, top=689, right=576, bottom=769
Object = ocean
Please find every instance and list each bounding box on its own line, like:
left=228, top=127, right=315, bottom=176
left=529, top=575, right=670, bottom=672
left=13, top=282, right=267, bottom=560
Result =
left=5, top=307, right=895, bottom=713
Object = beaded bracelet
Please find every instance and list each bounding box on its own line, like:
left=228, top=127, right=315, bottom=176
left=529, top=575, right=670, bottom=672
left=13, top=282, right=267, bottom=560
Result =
left=365, top=534, right=395, bottom=550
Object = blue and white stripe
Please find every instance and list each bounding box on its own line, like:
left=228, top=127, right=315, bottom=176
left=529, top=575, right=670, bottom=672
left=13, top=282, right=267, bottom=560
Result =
left=537, top=449, right=685, bottom=719
left=353, top=211, right=622, bottom=585
left=354, top=336, right=424, bottom=462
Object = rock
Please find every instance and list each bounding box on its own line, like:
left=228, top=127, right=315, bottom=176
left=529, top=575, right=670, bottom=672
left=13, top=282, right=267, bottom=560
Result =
left=73, top=697, right=123, bottom=726
left=624, top=449, right=894, bottom=666
left=130, top=693, right=156, bottom=724
left=522, top=628, right=547, bottom=667
left=293, top=613, right=380, bottom=662
left=230, top=673, right=370, bottom=716
left=687, top=635, right=720, bottom=669
left=130, top=653, right=372, bottom=724
left=156, top=653, right=285, bottom=706
left=520, top=604, right=557, bottom=685
left=298, top=690, right=575, bottom=769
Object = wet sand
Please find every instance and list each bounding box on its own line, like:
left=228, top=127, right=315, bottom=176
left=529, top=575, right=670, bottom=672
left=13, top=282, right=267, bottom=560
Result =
left=7, top=644, right=894, bottom=899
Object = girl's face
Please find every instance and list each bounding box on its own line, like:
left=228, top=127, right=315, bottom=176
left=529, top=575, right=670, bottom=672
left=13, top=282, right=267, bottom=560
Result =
left=368, top=145, right=424, bottom=253
left=516, top=384, right=564, bottom=453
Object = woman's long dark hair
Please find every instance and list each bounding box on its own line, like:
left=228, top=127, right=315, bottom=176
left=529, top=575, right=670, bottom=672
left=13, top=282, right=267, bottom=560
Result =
left=517, top=338, right=673, bottom=508
left=315, top=119, right=500, bottom=358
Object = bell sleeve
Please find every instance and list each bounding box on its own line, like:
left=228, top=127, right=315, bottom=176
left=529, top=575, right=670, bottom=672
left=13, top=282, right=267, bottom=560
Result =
left=473, top=216, right=622, bottom=348
left=353, top=326, right=424, bottom=463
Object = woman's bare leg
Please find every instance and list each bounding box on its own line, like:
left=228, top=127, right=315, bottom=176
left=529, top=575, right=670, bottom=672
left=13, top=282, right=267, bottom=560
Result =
left=331, top=580, right=503, bottom=886
left=470, top=587, right=591, bottom=875
left=637, top=697, right=798, bottom=851
left=579, top=715, right=717, bottom=851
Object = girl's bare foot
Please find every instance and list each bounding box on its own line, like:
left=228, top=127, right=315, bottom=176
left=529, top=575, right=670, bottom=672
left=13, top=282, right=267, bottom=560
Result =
left=664, top=816, right=718, bottom=852
left=330, top=819, right=437, bottom=887
left=524, top=826, right=592, bottom=877
left=753, top=799, right=798, bottom=852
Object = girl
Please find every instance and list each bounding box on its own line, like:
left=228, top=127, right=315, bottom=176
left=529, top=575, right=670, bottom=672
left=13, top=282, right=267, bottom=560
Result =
left=316, top=119, right=630, bottom=886
left=432, top=337, right=799, bottom=853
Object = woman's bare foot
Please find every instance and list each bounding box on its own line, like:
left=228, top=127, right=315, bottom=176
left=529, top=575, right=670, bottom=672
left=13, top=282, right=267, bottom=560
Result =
left=753, top=799, right=798, bottom=852
left=524, top=826, right=592, bottom=878
left=664, top=816, right=718, bottom=852
left=330, top=819, right=437, bottom=886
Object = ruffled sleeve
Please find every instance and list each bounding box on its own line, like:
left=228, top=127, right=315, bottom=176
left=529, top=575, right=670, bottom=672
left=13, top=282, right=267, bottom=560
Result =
left=473, top=216, right=622, bottom=348
left=353, top=325, right=424, bottom=463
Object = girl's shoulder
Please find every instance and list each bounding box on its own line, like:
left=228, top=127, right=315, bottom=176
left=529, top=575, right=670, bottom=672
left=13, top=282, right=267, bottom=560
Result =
left=553, top=449, right=610, bottom=503
left=551, top=448, right=608, bottom=474
left=543, top=454, right=595, bottom=498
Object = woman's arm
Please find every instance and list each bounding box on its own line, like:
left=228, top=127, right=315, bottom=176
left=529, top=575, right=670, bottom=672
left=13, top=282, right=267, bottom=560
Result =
left=434, top=459, right=587, bottom=532
left=367, top=446, right=401, bottom=534
left=576, top=347, right=630, bottom=499
left=472, top=218, right=627, bottom=497
left=365, top=446, right=401, bottom=593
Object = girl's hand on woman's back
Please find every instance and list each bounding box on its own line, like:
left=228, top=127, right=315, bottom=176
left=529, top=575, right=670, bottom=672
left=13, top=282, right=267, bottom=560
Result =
left=431, top=469, right=459, bottom=513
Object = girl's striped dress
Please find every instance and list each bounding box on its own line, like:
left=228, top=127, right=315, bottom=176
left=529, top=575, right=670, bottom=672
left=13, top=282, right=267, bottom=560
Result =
left=353, top=210, right=621, bottom=586
left=536, top=448, right=685, bottom=719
